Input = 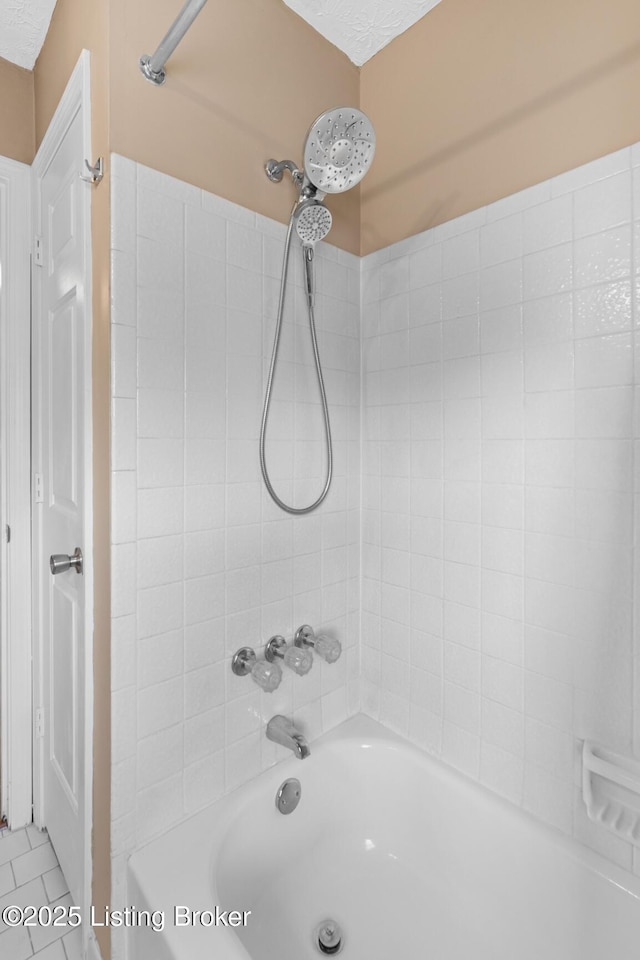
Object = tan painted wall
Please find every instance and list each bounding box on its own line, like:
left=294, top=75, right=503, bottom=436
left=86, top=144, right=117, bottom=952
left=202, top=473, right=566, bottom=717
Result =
left=109, top=0, right=360, bottom=253
left=0, top=57, right=34, bottom=163
left=360, top=0, right=640, bottom=254
left=34, top=2, right=111, bottom=957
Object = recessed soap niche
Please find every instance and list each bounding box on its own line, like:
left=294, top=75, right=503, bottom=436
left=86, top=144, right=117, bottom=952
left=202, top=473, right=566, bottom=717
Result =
left=582, top=742, right=640, bottom=846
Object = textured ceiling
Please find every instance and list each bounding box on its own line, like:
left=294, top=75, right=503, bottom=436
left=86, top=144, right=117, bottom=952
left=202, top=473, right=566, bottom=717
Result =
left=0, top=0, right=442, bottom=72
left=0, top=0, right=58, bottom=70
left=282, top=0, right=444, bottom=65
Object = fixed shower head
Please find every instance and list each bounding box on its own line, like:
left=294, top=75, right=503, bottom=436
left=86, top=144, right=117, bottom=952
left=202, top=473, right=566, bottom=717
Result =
left=303, top=106, right=375, bottom=195
left=294, top=199, right=333, bottom=245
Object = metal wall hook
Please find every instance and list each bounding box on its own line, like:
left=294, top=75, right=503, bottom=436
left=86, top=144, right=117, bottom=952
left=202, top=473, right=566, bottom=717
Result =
left=80, top=158, right=104, bottom=185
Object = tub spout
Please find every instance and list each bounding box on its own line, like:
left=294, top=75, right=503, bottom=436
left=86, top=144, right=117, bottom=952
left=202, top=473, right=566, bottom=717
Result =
left=293, top=736, right=310, bottom=760
left=266, top=715, right=310, bottom=759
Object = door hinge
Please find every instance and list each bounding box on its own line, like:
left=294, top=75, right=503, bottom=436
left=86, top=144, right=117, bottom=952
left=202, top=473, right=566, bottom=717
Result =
left=33, top=236, right=43, bottom=267
left=34, top=473, right=43, bottom=503
left=35, top=708, right=44, bottom=739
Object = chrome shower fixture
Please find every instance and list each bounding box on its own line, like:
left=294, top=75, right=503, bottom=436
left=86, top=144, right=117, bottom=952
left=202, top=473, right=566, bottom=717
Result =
left=295, top=200, right=333, bottom=308
left=266, top=107, right=376, bottom=201
left=295, top=199, right=333, bottom=245
left=266, top=716, right=310, bottom=760
left=265, top=159, right=304, bottom=187
left=295, top=625, right=342, bottom=664
left=303, top=106, right=376, bottom=194
left=231, top=646, right=283, bottom=692
left=265, top=635, right=313, bottom=676
left=260, top=105, right=375, bottom=515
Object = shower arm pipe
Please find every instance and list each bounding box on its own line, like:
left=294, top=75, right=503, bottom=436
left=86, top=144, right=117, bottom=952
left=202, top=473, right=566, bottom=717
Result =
left=265, top=160, right=303, bottom=186
left=139, top=0, right=209, bottom=86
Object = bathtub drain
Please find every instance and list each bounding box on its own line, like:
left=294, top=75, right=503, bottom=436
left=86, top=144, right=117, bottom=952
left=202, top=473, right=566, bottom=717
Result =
left=316, top=919, right=343, bottom=955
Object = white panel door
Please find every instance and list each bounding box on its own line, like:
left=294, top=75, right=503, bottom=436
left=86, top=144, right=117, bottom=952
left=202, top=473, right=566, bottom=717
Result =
left=34, top=99, right=88, bottom=909
left=0, top=157, right=31, bottom=829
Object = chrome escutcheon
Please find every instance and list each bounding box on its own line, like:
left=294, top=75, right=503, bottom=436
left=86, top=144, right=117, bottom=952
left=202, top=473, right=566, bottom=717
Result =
left=275, top=778, right=301, bottom=815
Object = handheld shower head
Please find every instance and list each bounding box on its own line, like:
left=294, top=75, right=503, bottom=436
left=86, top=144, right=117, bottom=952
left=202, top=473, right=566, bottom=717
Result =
left=294, top=200, right=332, bottom=307
left=260, top=106, right=375, bottom=515
left=303, top=106, right=375, bottom=195
left=294, top=199, right=333, bottom=245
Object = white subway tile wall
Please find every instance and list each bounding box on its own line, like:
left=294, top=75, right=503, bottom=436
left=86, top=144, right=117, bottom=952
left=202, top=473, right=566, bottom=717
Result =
left=361, top=143, right=640, bottom=875
left=111, top=143, right=640, bottom=956
left=109, top=156, right=360, bottom=958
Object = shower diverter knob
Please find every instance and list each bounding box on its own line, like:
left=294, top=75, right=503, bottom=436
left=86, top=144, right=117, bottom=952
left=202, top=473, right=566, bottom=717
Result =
left=283, top=645, right=313, bottom=676
left=265, top=635, right=313, bottom=676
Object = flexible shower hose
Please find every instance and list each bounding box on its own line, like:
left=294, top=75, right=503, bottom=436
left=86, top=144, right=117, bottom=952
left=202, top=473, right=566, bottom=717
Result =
left=259, top=202, right=333, bottom=514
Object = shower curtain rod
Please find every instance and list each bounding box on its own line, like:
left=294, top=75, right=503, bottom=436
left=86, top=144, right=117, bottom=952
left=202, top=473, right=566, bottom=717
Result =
left=139, top=0, right=209, bottom=86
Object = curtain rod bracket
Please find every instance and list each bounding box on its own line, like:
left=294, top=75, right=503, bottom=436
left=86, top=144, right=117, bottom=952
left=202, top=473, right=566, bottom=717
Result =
left=138, top=0, right=209, bottom=87
left=139, top=55, right=166, bottom=87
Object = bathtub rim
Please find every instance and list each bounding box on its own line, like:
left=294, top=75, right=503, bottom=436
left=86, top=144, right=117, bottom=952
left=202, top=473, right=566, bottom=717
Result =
left=127, top=712, right=640, bottom=960
left=130, top=712, right=640, bottom=898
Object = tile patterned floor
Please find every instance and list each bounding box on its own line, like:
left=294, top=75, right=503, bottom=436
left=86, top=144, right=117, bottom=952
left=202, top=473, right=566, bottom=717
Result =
left=0, top=825, right=79, bottom=960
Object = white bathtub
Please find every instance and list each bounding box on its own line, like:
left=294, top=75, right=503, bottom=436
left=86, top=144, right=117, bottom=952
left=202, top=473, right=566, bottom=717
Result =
left=128, top=714, right=640, bottom=960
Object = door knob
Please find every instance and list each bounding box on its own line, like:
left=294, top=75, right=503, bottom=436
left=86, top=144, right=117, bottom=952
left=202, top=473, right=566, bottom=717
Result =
left=50, top=548, right=83, bottom=575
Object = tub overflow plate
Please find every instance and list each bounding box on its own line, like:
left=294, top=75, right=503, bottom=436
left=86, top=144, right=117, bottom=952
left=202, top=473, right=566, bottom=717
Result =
left=275, top=778, right=301, bottom=814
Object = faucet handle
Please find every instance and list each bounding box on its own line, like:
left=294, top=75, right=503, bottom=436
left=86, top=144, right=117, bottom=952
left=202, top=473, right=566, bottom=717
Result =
left=314, top=634, right=342, bottom=664
left=265, top=635, right=313, bottom=676
left=252, top=659, right=283, bottom=692
left=283, top=644, right=313, bottom=676
left=295, top=625, right=341, bottom=664
left=231, top=646, right=282, bottom=692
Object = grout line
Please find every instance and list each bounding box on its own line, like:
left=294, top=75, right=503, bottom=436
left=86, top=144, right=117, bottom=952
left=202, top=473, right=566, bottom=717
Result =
left=631, top=169, right=639, bottom=767
left=182, top=194, right=189, bottom=813
left=437, top=250, right=445, bottom=757
left=477, top=232, right=488, bottom=783
left=568, top=185, right=578, bottom=843
left=131, top=163, right=140, bottom=897
left=517, top=210, right=526, bottom=807
left=477, top=234, right=484, bottom=783
left=358, top=257, right=364, bottom=716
